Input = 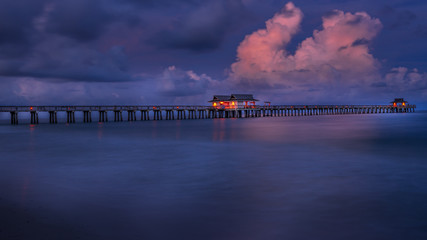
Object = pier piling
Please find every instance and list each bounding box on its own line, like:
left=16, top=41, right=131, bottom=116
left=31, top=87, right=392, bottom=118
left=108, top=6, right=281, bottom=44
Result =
left=30, top=111, right=39, bottom=124
left=10, top=111, right=18, bottom=125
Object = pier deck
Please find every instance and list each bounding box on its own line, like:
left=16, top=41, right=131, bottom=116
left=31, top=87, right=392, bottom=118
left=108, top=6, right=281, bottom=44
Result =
left=0, top=104, right=416, bottom=125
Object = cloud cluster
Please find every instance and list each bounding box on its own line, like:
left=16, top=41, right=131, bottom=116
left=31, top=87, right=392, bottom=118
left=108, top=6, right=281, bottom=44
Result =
left=230, top=2, right=383, bottom=89
left=0, top=0, right=249, bottom=85
left=0, top=66, right=218, bottom=105
left=228, top=2, right=427, bottom=103
left=157, top=66, right=217, bottom=97
left=383, top=67, right=427, bottom=92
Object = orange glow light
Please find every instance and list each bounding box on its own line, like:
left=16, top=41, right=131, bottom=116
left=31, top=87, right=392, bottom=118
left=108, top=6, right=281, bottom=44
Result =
left=403, top=102, right=406, bottom=106
left=30, top=107, right=33, bottom=110
left=393, top=103, right=397, bottom=107
left=213, top=103, right=217, bottom=107
left=220, top=102, right=224, bottom=104
left=232, top=102, right=235, bottom=105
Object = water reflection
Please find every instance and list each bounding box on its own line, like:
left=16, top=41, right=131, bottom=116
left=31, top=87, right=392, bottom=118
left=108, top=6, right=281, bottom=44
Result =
left=0, top=113, right=427, bottom=239
left=97, top=122, right=104, bottom=139
left=212, top=119, right=226, bottom=142
left=175, top=121, right=181, bottom=140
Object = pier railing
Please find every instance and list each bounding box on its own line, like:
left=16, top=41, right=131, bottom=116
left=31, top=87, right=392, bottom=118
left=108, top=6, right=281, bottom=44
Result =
left=0, top=104, right=417, bottom=125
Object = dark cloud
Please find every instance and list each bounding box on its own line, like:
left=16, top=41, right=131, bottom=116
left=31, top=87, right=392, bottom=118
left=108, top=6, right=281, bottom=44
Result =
left=122, top=0, right=204, bottom=8
left=0, top=0, right=251, bottom=84
left=148, top=0, right=249, bottom=52
left=46, top=0, right=114, bottom=42
left=0, top=0, right=135, bottom=82
left=414, top=24, right=427, bottom=38
left=378, top=5, right=417, bottom=30
left=323, top=10, right=341, bottom=19
left=352, top=38, right=370, bottom=47
left=150, top=29, right=224, bottom=52
left=371, top=82, right=387, bottom=88
left=0, top=39, right=132, bottom=82
left=0, top=0, right=47, bottom=58
left=0, top=0, right=46, bottom=45
left=346, top=15, right=363, bottom=25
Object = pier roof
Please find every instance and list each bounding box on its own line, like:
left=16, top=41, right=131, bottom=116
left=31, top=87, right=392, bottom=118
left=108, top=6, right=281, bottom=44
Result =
left=210, top=95, right=231, bottom=102
left=209, top=94, right=258, bottom=102
left=391, top=98, right=408, bottom=103
left=231, top=94, right=259, bottom=101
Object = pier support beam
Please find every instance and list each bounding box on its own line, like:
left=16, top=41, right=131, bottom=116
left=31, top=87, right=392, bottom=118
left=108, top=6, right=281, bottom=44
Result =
left=177, top=110, right=186, bottom=120
left=10, top=111, right=18, bottom=125
left=49, top=111, right=58, bottom=124
left=140, top=110, right=149, bottom=121
left=127, top=110, right=136, bottom=121
left=30, top=111, right=39, bottom=124
left=165, top=110, right=175, bottom=120
left=83, top=111, right=92, bottom=123
left=198, top=110, right=205, bottom=119
left=114, top=111, right=123, bottom=122
left=99, top=111, right=108, bottom=122
left=66, top=111, right=75, bottom=124
left=153, top=110, right=162, bottom=120
left=188, top=110, right=196, bottom=119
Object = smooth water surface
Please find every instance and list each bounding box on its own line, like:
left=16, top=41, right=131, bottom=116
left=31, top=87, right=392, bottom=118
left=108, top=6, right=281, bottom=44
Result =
left=1, top=113, right=427, bottom=240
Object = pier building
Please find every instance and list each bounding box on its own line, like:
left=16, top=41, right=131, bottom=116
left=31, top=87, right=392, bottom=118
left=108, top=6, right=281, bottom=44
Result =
left=209, top=94, right=258, bottom=109
left=391, top=98, right=408, bottom=107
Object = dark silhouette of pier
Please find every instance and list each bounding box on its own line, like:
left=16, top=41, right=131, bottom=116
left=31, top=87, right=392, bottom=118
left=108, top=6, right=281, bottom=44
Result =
left=0, top=104, right=416, bottom=125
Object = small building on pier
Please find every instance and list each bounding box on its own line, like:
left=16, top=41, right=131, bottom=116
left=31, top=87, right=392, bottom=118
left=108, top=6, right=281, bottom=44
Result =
left=209, top=94, right=258, bottom=109
left=391, top=98, right=408, bottom=107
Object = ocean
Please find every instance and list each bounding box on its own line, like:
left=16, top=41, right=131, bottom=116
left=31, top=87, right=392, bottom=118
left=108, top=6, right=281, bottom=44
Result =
left=1, top=112, right=427, bottom=240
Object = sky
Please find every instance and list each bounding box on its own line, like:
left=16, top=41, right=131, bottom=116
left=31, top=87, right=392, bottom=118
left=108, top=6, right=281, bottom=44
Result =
left=0, top=0, right=427, bottom=107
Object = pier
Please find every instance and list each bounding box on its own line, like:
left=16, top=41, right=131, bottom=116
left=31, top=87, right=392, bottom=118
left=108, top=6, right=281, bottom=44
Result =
left=0, top=104, right=416, bottom=125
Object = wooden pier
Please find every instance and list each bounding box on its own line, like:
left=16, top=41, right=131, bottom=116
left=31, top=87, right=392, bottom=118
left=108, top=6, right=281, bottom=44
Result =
left=0, top=104, right=416, bottom=125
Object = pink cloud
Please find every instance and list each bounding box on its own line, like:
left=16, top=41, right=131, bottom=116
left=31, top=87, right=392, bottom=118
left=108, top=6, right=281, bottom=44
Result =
left=294, top=10, right=382, bottom=81
left=230, top=2, right=384, bottom=90
left=230, top=2, right=303, bottom=87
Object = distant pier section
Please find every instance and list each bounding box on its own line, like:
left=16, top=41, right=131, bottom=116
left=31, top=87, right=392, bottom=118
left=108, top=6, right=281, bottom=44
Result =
left=0, top=96, right=416, bottom=125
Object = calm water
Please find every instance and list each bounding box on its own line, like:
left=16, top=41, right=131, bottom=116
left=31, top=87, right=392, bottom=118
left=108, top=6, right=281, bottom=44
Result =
left=1, top=112, right=427, bottom=240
